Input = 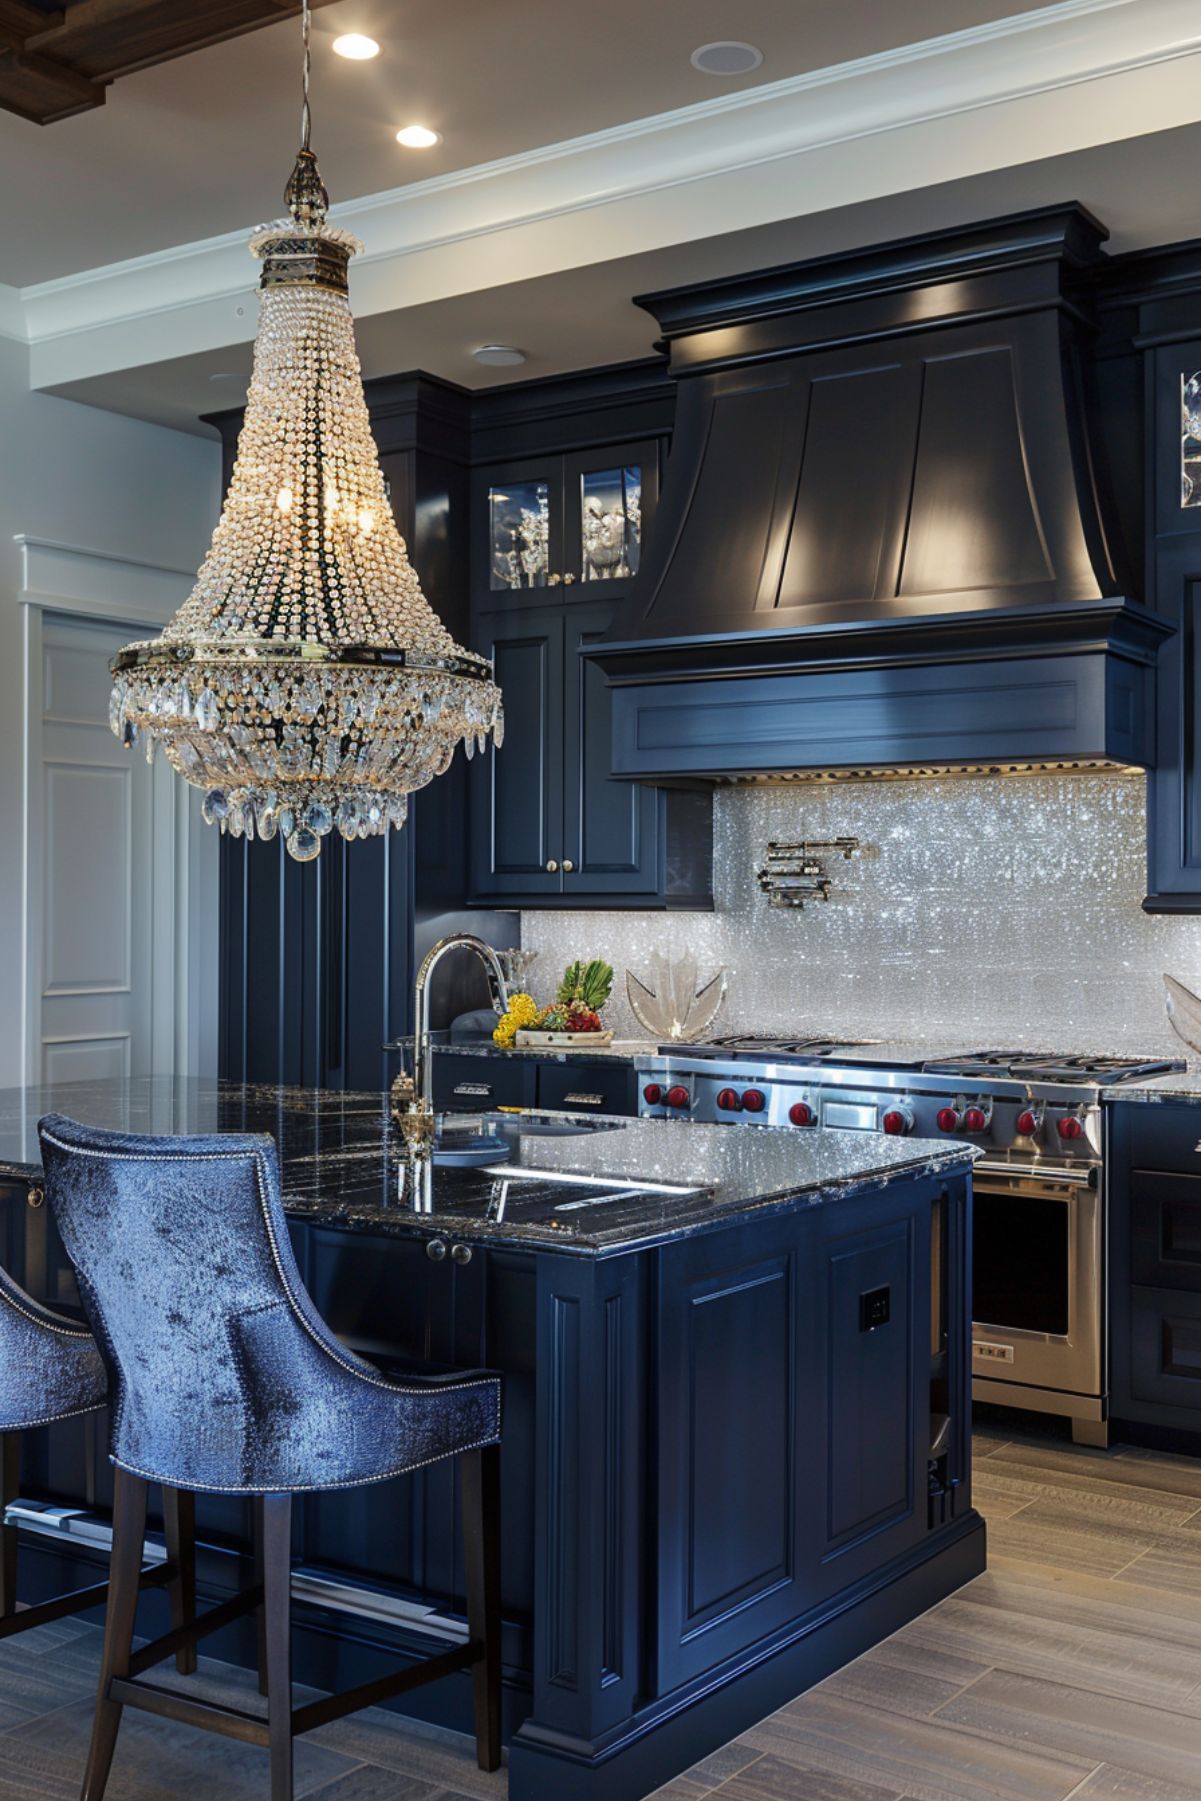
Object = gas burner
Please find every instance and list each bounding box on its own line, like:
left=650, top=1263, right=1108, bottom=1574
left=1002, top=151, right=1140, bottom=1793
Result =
left=923, top=1050, right=1184, bottom=1085
left=695, top=1034, right=874, bottom=1056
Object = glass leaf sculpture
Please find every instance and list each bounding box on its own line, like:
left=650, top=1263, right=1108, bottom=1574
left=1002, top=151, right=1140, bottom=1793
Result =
left=1164, top=972, right=1201, bottom=1057
left=626, top=953, right=727, bottom=1043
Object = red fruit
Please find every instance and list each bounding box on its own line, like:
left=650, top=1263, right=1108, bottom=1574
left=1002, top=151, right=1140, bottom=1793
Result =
left=567, top=1008, right=602, bottom=1033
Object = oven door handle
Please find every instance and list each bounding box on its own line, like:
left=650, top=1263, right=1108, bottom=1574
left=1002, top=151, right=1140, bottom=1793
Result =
left=973, top=1158, right=1095, bottom=1188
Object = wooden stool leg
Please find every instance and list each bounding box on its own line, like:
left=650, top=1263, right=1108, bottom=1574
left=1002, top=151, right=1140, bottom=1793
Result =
left=260, top=1493, right=293, bottom=1801
left=0, top=1433, right=20, bottom=1620
left=162, top=1488, right=197, bottom=1676
left=461, top=1445, right=502, bottom=1772
left=81, top=1469, right=147, bottom=1801
left=253, top=1497, right=269, bottom=1697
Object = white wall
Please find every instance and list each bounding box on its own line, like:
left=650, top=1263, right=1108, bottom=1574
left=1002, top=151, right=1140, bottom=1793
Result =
left=521, top=772, right=1201, bottom=1060
left=0, top=333, right=221, bottom=1087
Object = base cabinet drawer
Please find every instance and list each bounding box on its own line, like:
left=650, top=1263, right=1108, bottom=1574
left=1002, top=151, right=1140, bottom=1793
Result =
left=1131, top=1170, right=1201, bottom=1289
left=433, top=1054, right=535, bottom=1113
left=536, top=1061, right=636, bottom=1116
left=1124, top=1283, right=1201, bottom=1428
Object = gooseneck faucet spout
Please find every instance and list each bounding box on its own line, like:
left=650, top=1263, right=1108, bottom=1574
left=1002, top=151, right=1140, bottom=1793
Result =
left=393, top=934, right=511, bottom=1167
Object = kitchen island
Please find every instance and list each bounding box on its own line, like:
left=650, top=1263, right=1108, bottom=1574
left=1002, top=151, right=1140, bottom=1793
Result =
left=0, top=1080, right=982, bottom=1801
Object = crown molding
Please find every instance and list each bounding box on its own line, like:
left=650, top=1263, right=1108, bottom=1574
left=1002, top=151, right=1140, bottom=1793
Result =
left=17, top=0, right=1201, bottom=391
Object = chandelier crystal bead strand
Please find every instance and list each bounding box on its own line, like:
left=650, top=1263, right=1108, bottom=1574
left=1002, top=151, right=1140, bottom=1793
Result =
left=108, top=1, right=501, bottom=862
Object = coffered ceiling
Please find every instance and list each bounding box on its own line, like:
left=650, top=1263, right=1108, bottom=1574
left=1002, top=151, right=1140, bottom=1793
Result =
left=3, top=0, right=1201, bottom=434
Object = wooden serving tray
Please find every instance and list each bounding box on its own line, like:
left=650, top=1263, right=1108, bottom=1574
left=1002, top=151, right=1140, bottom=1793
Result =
left=514, top=1029, right=615, bottom=1049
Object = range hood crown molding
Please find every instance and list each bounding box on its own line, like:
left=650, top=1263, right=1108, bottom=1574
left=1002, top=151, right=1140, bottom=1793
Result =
left=588, top=202, right=1158, bottom=785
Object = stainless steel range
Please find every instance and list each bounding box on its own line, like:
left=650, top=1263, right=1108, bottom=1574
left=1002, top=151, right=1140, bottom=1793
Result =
left=636, top=1037, right=1184, bottom=1446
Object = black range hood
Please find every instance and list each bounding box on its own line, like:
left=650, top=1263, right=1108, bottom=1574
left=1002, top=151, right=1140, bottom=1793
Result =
left=587, top=205, right=1170, bottom=781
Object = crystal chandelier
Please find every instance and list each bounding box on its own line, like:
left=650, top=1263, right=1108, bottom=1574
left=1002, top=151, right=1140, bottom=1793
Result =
left=108, top=1, right=502, bottom=863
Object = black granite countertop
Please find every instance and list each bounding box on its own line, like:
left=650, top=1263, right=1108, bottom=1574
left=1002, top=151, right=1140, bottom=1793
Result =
left=0, top=1077, right=974, bottom=1257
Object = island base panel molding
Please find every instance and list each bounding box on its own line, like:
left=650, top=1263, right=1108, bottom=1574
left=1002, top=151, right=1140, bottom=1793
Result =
left=508, top=1517, right=986, bottom=1801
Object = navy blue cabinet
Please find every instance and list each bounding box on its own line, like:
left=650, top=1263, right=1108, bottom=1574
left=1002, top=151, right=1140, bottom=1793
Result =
left=1108, top=1101, right=1201, bottom=1438
left=470, top=598, right=671, bottom=904
left=468, top=432, right=699, bottom=909
left=431, top=1052, right=637, bottom=1117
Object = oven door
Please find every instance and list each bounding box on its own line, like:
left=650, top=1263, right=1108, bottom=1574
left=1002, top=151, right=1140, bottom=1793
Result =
left=971, top=1160, right=1102, bottom=1401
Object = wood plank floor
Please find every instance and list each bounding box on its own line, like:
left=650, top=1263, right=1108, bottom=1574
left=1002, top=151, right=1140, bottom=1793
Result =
left=7, top=1415, right=1201, bottom=1798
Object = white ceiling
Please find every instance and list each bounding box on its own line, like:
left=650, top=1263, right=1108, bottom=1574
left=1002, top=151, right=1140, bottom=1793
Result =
left=0, top=0, right=1072, bottom=287
left=6, top=0, right=1201, bottom=435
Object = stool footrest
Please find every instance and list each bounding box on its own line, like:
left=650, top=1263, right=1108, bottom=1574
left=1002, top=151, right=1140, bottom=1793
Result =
left=110, top=1636, right=484, bottom=1744
left=291, top=1639, right=482, bottom=1737
left=0, top=1559, right=174, bottom=1642
left=110, top=1676, right=269, bottom=1747
left=127, top=1580, right=263, bottom=1677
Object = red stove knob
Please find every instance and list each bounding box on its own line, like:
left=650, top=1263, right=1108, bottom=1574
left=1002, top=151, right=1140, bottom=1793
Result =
left=882, top=1108, right=912, bottom=1136
left=936, top=1107, right=962, bottom=1133
left=665, top=1086, right=690, bottom=1110
left=789, top=1101, right=814, bottom=1127
left=716, top=1087, right=741, bottom=1112
left=1016, top=1109, right=1039, bottom=1137
left=1057, top=1114, right=1084, bottom=1140
left=642, top=1083, right=662, bottom=1106
left=741, top=1089, right=767, bottom=1114
left=963, top=1106, right=988, bottom=1133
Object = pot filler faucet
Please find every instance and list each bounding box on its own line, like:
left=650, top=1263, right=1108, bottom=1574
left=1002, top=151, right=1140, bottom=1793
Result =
left=392, top=934, right=510, bottom=1167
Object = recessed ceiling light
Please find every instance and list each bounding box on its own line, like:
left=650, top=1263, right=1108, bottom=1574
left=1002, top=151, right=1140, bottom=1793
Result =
left=396, top=124, right=441, bottom=149
left=333, top=33, right=380, bottom=60
left=472, top=345, right=526, bottom=368
left=690, top=41, right=763, bottom=76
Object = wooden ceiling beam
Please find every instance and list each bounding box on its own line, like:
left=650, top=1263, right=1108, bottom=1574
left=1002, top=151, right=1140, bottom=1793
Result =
left=0, top=0, right=338, bottom=123
left=0, top=2, right=64, bottom=54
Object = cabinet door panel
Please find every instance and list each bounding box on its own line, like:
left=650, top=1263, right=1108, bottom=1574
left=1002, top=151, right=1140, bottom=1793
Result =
left=562, top=602, right=661, bottom=897
left=562, top=441, right=660, bottom=596
left=537, top=1059, right=636, bottom=1116
left=473, top=460, right=563, bottom=604
left=1131, top=1169, right=1201, bottom=1289
left=1128, top=1283, right=1201, bottom=1427
left=656, top=1221, right=811, bottom=1690
left=470, top=609, right=565, bottom=898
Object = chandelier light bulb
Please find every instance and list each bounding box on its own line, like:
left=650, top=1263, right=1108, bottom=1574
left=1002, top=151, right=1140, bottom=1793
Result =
left=107, top=1, right=501, bottom=862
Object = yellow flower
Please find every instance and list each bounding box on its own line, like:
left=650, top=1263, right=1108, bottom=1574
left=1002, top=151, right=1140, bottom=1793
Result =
left=493, top=992, right=539, bottom=1046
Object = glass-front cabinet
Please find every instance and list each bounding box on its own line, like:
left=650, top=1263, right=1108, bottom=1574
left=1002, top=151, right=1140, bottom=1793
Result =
left=1147, top=341, right=1201, bottom=908
left=476, top=440, right=659, bottom=601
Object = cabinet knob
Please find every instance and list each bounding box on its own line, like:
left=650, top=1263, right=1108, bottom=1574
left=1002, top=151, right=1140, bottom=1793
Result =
left=426, top=1238, right=447, bottom=1262
left=451, top=1242, right=473, bottom=1265
left=547, top=572, right=562, bottom=586
left=562, top=573, right=577, bottom=586
left=562, top=859, right=575, bottom=873
left=545, top=859, right=559, bottom=873
left=26, top=1185, right=43, bottom=1210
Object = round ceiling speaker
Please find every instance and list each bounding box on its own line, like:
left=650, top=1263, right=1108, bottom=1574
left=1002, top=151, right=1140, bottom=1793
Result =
left=690, top=41, right=764, bottom=76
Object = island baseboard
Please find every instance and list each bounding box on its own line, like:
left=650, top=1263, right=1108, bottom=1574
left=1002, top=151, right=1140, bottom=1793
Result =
left=508, top=1510, right=987, bottom=1801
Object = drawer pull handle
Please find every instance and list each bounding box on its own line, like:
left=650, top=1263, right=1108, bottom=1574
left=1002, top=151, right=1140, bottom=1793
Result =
left=26, top=1186, right=43, bottom=1210
left=453, top=1083, right=493, bottom=1097
left=563, top=1092, right=604, bottom=1106
left=451, top=1243, right=473, bottom=1265
left=426, top=1239, right=448, bottom=1263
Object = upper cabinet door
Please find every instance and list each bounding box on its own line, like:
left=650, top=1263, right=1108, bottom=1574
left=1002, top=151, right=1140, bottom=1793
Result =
left=473, top=458, right=563, bottom=605
left=469, top=606, right=566, bottom=899
left=562, top=601, right=661, bottom=897
left=561, top=441, right=661, bottom=598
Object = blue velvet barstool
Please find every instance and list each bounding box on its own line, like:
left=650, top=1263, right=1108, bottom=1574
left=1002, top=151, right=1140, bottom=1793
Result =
left=38, top=1113, right=503, bottom=1801
left=0, top=1256, right=196, bottom=1657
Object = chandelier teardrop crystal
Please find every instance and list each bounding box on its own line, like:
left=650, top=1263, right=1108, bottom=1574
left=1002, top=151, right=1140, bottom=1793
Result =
left=108, top=10, right=502, bottom=863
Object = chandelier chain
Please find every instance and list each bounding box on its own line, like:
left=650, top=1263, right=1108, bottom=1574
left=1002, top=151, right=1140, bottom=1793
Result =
left=300, top=0, right=312, bottom=153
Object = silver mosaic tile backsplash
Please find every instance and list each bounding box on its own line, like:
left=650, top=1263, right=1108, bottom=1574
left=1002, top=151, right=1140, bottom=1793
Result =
left=519, top=772, right=1201, bottom=1056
